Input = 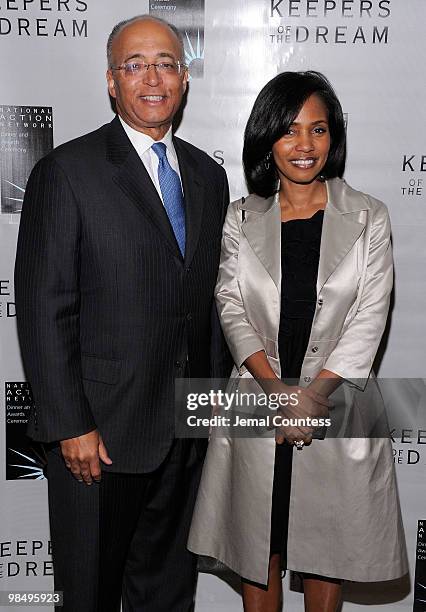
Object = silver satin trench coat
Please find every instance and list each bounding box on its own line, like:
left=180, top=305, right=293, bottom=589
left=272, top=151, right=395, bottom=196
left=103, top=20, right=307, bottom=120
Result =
left=188, top=178, right=408, bottom=585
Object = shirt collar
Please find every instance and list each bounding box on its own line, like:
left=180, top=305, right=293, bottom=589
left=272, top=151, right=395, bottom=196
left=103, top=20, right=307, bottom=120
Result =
left=118, top=115, right=176, bottom=161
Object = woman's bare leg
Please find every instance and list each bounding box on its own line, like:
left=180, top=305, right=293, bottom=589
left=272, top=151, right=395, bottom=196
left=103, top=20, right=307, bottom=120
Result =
left=303, top=573, right=342, bottom=612
left=242, top=554, right=283, bottom=612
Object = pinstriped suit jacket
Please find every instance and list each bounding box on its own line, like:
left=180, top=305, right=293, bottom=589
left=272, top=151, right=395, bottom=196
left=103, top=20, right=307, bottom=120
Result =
left=14, top=116, right=230, bottom=473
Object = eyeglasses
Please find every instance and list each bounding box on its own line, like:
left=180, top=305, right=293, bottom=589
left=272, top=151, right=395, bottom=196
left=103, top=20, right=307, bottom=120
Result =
left=111, top=61, right=187, bottom=77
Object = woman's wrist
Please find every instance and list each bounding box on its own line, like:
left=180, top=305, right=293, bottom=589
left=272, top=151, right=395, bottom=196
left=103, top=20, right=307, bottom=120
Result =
left=308, top=369, right=342, bottom=397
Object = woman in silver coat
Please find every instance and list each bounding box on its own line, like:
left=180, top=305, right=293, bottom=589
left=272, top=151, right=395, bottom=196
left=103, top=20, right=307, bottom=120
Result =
left=188, top=71, right=408, bottom=611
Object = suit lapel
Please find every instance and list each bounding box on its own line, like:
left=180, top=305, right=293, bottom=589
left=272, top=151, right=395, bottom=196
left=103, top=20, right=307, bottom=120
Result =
left=106, top=116, right=182, bottom=260
left=173, top=137, right=205, bottom=268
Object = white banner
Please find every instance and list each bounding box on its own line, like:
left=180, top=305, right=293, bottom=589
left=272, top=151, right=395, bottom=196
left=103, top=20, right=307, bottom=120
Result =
left=1, top=1, right=425, bottom=610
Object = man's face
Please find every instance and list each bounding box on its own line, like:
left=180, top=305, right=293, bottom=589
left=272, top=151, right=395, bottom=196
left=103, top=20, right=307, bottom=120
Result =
left=107, top=19, right=188, bottom=139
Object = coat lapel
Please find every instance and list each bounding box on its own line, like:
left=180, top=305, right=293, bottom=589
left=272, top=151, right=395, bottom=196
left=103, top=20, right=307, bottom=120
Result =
left=106, top=116, right=183, bottom=260
left=317, top=178, right=369, bottom=291
left=173, top=137, right=205, bottom=268
left=241, top=193, right=281, bottom=290
left=240, top=178, right=370, bottom=298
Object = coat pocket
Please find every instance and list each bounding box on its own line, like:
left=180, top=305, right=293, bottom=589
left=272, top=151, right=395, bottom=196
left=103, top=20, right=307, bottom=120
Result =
left=81, top=354, right=121, bottom=385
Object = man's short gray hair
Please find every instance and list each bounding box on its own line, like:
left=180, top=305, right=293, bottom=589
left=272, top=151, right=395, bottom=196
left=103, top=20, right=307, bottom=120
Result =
left=107, top=15, right=184, bottom=68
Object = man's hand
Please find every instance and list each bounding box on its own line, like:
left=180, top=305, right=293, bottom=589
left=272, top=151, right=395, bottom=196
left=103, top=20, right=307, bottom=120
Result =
left=60, top=429, right=112, bottom=485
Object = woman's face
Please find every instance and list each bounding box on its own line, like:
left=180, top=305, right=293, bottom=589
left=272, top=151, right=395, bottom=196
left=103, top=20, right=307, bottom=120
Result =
left=272, top=94, right=331, bottom=186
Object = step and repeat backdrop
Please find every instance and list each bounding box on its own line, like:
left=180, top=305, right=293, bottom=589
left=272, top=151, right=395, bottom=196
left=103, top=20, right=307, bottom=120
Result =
left=0, top=1, right=425, bottom=610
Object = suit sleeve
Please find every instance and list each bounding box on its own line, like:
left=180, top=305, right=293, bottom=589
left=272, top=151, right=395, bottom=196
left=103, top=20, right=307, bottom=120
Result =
left=214, top=199, right=265, bottom=372
left=14, top=155, right=97, bottom=442
left=323, top=201, right=393, bottom=387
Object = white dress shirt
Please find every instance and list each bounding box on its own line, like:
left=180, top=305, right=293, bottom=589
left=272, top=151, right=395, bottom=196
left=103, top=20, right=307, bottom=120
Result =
left=119, top=116, right=184, bottom=204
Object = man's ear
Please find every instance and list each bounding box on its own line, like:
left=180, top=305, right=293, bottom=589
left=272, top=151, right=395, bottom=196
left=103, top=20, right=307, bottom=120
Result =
left=106, top=69, right=117, bottom=99
left=182, top=69, right=189, bottom=94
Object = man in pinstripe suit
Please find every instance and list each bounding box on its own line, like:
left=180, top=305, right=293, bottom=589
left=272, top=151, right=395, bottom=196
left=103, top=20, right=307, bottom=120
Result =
left=14, top=15, right=230, bottom=612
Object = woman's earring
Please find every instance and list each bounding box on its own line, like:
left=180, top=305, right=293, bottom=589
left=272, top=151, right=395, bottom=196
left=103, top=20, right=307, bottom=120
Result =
left=264, top=152, right=272, bottom=171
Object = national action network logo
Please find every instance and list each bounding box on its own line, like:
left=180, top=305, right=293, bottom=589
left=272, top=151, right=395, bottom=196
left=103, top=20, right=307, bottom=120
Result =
left=149, top=0, right=205, bottom=78
left=0, top=106, right=53, bottom=214
left=5, top=382, right=46, bottom=480
left=414, top=521, right=426, bottom=611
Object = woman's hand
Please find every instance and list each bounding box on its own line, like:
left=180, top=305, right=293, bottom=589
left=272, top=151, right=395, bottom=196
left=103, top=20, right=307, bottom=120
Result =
left=275, top=381, right=331, bottom=444
left=242, top=351, right=333, bottom=446
left=264, top=379, right=332, bottom=445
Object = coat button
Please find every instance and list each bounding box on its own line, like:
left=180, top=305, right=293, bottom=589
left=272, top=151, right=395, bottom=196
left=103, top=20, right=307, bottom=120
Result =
left=304, top=376, right=311, bottom=383
left=318, top=297, right=323, bottom=306
left=186, top=313, right=193, bottom=321
left=311, top=346, right=319, bottom=353
left=175, top=361, right=182, bottom=368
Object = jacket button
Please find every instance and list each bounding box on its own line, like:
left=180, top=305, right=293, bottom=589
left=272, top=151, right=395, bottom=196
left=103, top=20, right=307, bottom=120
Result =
left=318, top=297, right=323, bottom=306
left=311, top=346, right=319, bottom=353
left=175, top=361, right=182, bottom=368
left=304, top=376, right=311, bottom=383
left=186, top=313, right=193, bottom=321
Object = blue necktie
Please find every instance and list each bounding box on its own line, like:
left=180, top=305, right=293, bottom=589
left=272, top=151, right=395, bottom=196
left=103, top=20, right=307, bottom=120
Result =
left=151, top=142, right=186, bottom=257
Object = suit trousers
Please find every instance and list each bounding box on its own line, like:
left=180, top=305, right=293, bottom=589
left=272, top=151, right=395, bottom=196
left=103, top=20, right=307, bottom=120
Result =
left=46, top=439, right=203, bottom=612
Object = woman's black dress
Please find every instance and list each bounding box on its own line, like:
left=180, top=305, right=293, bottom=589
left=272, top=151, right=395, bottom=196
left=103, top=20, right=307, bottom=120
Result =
left=270, top=210, right=324, bottom=561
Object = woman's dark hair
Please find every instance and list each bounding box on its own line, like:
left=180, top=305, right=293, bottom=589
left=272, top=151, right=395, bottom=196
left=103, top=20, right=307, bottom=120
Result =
left=243, top=71, right=346, bottom=197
